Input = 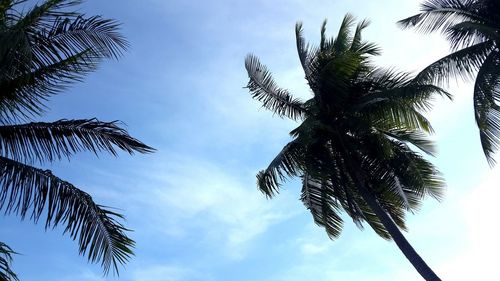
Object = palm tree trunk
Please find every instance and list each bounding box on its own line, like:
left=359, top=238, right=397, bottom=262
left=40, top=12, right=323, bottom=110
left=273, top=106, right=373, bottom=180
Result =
left=335, top=136, right=441, bottom=280
left=355, top=176, right=441, bottom=281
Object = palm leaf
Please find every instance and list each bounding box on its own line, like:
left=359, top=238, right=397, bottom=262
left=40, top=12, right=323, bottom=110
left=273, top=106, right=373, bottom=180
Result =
left=473, top=52, right=500, bottom=165
left=0, top=242, right=18, bottom=281
left=397, top=0, right=485, bottom=33
left=0, top=0, right=127, bottom=120
left=0, top=156, right=134, bottom=275
left=0, top=119, right=154, bottom=164
left=256, top=140, right=304, bottom=197
left=244, top=54, right=306, bottom=120
left=301, top=174, right=344, bottom=239
left=446, top=21, right=500, bottom=50
left=380, top=129, right=437, bottom=156
left=414, top=40, right=494, bottom=85
left=0, top=51, right=97, bottom=120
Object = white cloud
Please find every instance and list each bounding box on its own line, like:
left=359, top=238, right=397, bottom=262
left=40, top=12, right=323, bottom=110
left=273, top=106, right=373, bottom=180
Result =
left=133, top=153, right=299, bottom=260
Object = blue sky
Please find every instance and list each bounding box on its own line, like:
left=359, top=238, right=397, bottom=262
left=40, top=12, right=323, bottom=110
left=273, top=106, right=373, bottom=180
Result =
left=1, top=0, right=499, bottom=280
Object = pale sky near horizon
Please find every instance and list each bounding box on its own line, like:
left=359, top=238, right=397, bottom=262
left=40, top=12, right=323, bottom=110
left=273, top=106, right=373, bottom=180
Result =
left=1, top=0, right=499, bottom=280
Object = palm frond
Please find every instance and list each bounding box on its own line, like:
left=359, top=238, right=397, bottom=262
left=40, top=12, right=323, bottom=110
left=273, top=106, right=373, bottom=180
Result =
left=244, top=54, right=306, bottom=120
left=0, top=51, right=97, bottom=120
left=397, top=0, right=485, bottom=33
left=0, top=119, right=154, bottom=164
left=380, top=129, right=437, bottom=156
left=0, top=156, right=134, bottom=275
left=301, top=174, right=344, bottom=239
left=446, top=21, right=500, bottom=50
left=358, top=68, right=451, bottom=112
left=0, top=0, right=127, bottom=120
left=295, top=22, right=315, bottom=92
left=414, top=40, right=494, bottom=85
left=0, top=242, right=18, bottom=281
left=256, top=140, right=304, bottom=198
left=330, top=14, right=356, bottom=54
left=473, top=52, right=500, bottom=165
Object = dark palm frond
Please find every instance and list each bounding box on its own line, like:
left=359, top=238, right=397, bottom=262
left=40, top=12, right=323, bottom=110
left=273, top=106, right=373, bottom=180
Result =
left=357, top=68, right=451, bottom=112
left=0, top=119, right=154, bottom=164
left=301, top=174, right=344, bottom=239
left=244, top=54, right=306, bottom=120
left=257, top=140, right=304, bottom=197
left=0, top=51, right=98, bottom=120
left=13, top=0, right=80, bottom=30
left=364, top=99, right=435, bottom=133
left=388, top=144, right=445, bottom=201
left=473, top=52, right=500, bottom=165
left=446, top=21, right=500, bottom=50
left=0, top=156, right=134, bottom=275
left=415, top=40, right=494, bottom=85
left=397, top=0, right=485, bottom=33
left=295, top=22, right=313, bottom=82
left=0, top=242, right=18, bottom=281
left=350, top=19, right=369, bottom=51
left=330, top=14, right=356, bottom=54
left=0, top=0, right=128, bottom=120
left=380, top=129, right=437, bottom=156
left=41, top=14, right=128, bottom=60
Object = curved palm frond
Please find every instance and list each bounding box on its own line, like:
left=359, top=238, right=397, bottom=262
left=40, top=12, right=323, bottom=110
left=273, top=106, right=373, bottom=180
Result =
left=0, top=119, right=154, bottom=164
left=0, top=242, right=18, bottom=281
left=0, top=156, right=134, bottom=275
left=380, top=129, right=437, bottom=156
left=0, top=0, right=128, bottom=120
left=397, top=0, right=485, bottom=33
left=415, top=40, right=494, bottom=85
left=257, top=140, right=304, bottom=197
left=301, top=174, right=344, bottom=239
left=244, top=54, right=306, bottom=120
left=0, top=51, right=98, bottom=120
left=358, top=68, right=451, bottom=111
left=473, top=52, right=500, bottom=165
left=446, top=21, right=500, bottom=50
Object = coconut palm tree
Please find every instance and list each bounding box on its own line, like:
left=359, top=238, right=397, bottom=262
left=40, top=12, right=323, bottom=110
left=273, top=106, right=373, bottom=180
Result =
left=0, top=0, right=153, bottom=278
left=244, top=14, right=448, bottom=281
left=399, top=0, right=500, bottom=165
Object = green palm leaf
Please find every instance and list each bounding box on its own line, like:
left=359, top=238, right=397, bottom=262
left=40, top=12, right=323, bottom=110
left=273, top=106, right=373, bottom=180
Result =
left=0, top=119, right=154, bottom=164
left=473, top=52, right=500, bottom=165
left=0, top=242, right=18, bottom=281
left=0, top=156, right=134, bottom=275
left=0, top=0, right=127, bottom=120
left=245, top=54, right=306, bottom=120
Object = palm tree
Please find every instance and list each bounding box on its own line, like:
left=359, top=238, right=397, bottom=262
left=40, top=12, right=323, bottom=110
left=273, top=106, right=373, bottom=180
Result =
left=399, top=0, right=500, bottom=165
left=0, top=0, right=153, bottom=278
left=244, top=15, right=448, bottom=281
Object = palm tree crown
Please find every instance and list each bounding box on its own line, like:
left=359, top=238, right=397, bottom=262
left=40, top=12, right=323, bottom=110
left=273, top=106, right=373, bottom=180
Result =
left=245, top=14, right=447, bottom=280
left=399, top=0, right=500, bottom=165
left=0, top=0, right=153, bottom=278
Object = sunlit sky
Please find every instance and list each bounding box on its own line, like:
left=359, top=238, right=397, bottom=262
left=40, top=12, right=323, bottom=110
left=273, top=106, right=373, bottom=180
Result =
left=1, top=0, right=499, bottom=280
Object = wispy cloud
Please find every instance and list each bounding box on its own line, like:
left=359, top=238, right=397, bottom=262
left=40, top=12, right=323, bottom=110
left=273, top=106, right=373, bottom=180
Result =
left=127, top=153, right=300, bottom=260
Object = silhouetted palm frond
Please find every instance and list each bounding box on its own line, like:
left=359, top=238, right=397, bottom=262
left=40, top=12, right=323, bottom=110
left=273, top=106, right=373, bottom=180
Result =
left=245, top=54, right=306, bottom=120
left=0, top=156, right=134, bottom=275
left=400, top=0, right=500, bottom=164
left=0, top=0, right=128, bottom=120
left=0, top=242, right=18, bottom=281
left=0, top=119, right=154, bottom=164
